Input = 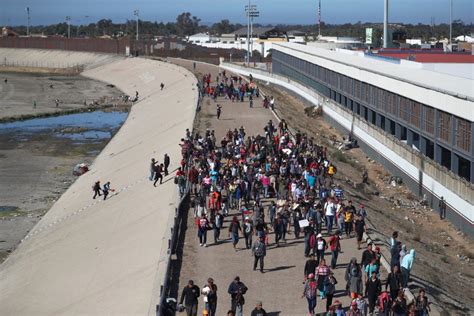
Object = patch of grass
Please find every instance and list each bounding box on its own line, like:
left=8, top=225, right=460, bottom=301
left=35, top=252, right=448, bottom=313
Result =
left=441, top=256, right=449, bottom=263
left=332, top=150, right=348, bottom=163
left=0, top=208, right=27, bottom=219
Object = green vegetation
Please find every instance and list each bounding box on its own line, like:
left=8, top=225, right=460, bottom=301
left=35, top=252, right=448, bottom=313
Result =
left=8, top=13, right=471, bottom=41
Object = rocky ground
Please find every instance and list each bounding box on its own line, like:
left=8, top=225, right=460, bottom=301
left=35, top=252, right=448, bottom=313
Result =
left=0, top=72, right=123, bottom=121
left=259, top=80, right=473, bottom=314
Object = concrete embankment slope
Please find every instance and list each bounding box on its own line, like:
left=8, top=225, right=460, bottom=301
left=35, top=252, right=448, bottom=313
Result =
left=0, top=57, right=198, bottom=315
left=0, top=48, right=122, bottom=72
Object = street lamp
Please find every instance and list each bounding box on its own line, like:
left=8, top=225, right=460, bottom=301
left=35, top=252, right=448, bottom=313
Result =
left=26, top=7, right=30, bottom=36
left=133, top=10, right=139, bottom=41
left=245, top=2, right=259, bottom=65
left=65, top=16, right=71, bottom=38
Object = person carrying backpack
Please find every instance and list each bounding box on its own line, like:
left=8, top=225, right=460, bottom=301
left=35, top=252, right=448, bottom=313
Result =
left=228, top=276, right=248, bottom=316
left=301, top=273, right=318, bottom=315
left=345, top=257, right=362, bottom=299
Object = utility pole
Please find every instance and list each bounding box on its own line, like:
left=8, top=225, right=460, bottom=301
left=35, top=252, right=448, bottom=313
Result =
left=246, top=0, right=250, bottom=65
left=245, top=2, right=259, bottom=65
left=134, top=10, right=139, bottom=41
left=66, top=16, right=71, bottom=38
left=26, top=7, right=30, bottom=36
left=318, top=0, right=321, bottom=38
left=383, top=0, right=389, bottom=48
left=449, top=0, right=453, bottom=49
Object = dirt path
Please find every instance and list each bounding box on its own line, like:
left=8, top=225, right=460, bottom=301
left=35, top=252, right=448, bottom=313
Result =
left=169, top=59, right=372, bottom=315
left=258, top=79, right=473, bottom=314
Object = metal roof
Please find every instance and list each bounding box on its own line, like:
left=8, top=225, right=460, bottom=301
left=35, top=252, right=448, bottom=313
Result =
left=274, top=42, right=474, bottom=102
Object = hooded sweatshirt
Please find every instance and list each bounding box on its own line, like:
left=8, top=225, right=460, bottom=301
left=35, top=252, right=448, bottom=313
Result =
left=401, top=249, right=416, bottom=271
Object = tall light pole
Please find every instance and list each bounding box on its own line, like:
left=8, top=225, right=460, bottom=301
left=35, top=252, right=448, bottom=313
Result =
left=26, top=7, right=30, bottom=36
left=245, top=2, right=259, bottom=65
left=383, top=0, right=389, bottom=48
left=134, top=10, right=139, bottom=41
left=449, top=0, right=453, bottom=49
left=318, top=0, right=321, bottom=38
left=66, top=16, right=71, bottom=38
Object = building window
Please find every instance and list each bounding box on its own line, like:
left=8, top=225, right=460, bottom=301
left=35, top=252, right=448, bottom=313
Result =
left=399, top=97, right=410, bottom=122
left=410, top=102, right=421, bottom=128
left=438, top=111, right=452, bottom=144
left=354, top=80, right=360, bottom=100
left=377, top=88, right=385, bottom=110
left=423, top=106, right=434, bottom=134
left=456, top=117, right=471, bottom=153
left=387, top=92, right=398, bottom=117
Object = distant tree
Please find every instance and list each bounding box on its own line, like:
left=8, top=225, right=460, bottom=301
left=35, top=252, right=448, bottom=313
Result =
left=211, top=19, right=235, bottom=35
left=176, top=12, right=201, bottom=36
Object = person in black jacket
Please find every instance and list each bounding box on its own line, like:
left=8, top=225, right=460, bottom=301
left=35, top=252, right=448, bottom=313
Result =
left=164, top=153, right=170, bottom=176
left=361, top=243, right=376, bottom=269
left=304, top=254, right=318, bottom=281
left=228, top=276, right=248, bottom=314
left=250, top=301, right=267, bottom=316
left=386, top=265, right=402, bottom=300
left=365, top=271, right=382, bottom=314
left=179, top=280, right=200, bottom=316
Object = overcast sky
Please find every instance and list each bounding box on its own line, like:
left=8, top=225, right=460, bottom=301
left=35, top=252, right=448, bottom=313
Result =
left=1, top=0, right=473, bottom=26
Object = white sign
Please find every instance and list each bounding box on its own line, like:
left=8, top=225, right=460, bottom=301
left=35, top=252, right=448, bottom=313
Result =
left=365, top=28, right=373, bottom=45
left=299, top=219, right=310, bottom=228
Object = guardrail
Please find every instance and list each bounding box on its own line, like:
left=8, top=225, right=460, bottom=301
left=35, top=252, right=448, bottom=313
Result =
left=156, top=89, right=202, bottom=316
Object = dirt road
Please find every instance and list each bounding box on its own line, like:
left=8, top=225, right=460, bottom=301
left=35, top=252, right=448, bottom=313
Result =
left=170, top=59, right=370, bottom=315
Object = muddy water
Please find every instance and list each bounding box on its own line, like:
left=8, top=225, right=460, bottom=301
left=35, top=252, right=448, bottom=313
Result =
left=0, top=110, right=128, bottom=262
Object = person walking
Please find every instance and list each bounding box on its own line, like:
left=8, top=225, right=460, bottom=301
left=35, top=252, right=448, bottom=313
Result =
left=228, top=216, right=242, bottom=251
left=201, top=278, right=218, bottom=316
left=438, top=196, right=446, bottom=219
left=213, top=211, right=224, bottom=244
left=164, top=153, right=170, bottom=176
left=154, top=163, right=164, bottom=186
left=243, top=217, right=254, bottom=249
left=252, top=236, right=266, bottom=273
left=365, top=271, right=382, bottom=315
left=324, top=271, right=338, bottom=312
left=329, top=231, right=341, bottom=269
left=415, top=288, right=431, bottom=316
left=353, top=213, right=366, bottom=250
left=302, top=273, right=318, bottom=316
left=304, top=253, right=318, bottom=282
left=149, top=158, right=157, bottom=181
left=249, top=95, right=253, bottom=108
left=228, top=276, right=248, bottom=316
left=217, top=104, right=222, bottom=119
left=179, top=280, right=200, bottom=316
left=345, top=257, right=363, bottom=299
left=391, top=290, right=408, bottom=316
left=401, top=249, right=416, bottom=288
left=314, top=233, right=327, bottom=264
left=386, top=265, right=402, bottom=300
left=92, top=181, right=102, bottom=199
left=102, top=181, right=112, bottom=200
left=250, top=301, right=267, bottom=316
left=315, top=258, right=331, bottom=299
left=198, top=213, right=209, bottom=247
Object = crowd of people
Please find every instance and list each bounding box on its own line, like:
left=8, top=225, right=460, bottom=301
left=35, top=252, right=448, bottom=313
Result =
left=170, top=72, right=428, bottom=316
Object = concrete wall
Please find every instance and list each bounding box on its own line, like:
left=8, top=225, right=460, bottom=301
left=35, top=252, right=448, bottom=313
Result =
left=220, top=62, right=474, bottom=237
left=0, top=57, right=198, bottom=315
left=0, top=48, right=122, bottom=70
